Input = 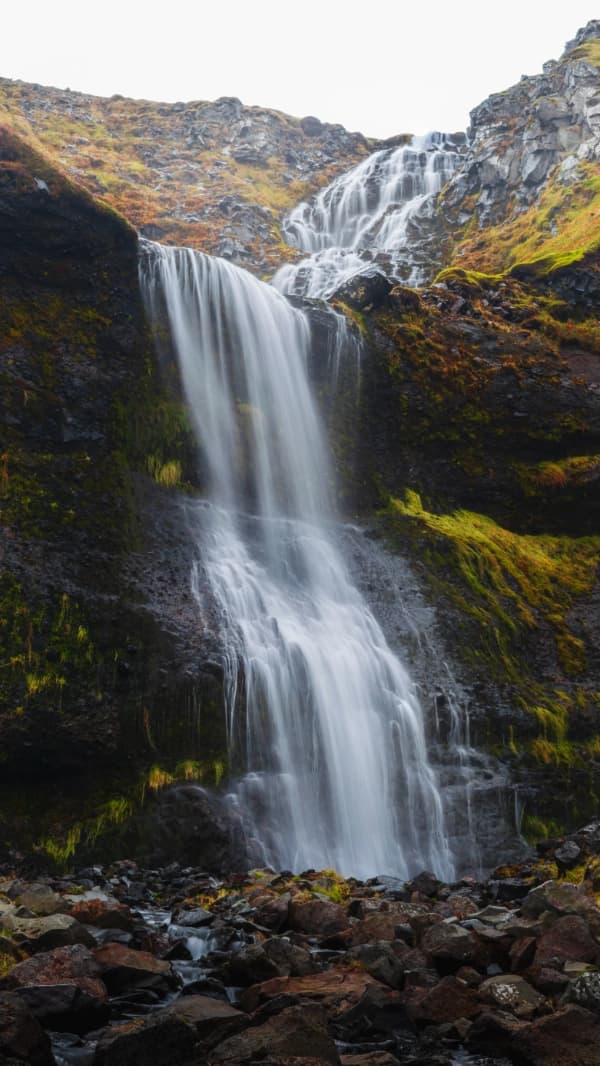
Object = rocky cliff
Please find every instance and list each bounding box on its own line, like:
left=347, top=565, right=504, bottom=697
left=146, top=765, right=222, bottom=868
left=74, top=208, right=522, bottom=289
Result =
left=1, top=23, right=600, bottom=863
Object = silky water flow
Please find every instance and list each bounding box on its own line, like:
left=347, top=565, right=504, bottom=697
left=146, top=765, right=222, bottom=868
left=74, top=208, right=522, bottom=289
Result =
left=141, top=239, right=456, bottom=881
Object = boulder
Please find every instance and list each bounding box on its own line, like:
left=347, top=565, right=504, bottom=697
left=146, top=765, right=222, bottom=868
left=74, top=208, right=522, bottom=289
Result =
left=227, top=944, right=281, bottom=986
left=2, top=914, right=95, bottom=954
left=239, top=966, right=391, bottom=1018
left=511, top=1004, right=600, bottom=1065
left=287, top=898, right=349, bottom=937
left=0, top=991, right=54, bottom=1066
left=68, top=898, right=134, bottom=932
left=563, top=971, right=600, bottom=1012
left=5, top=943, right=107, bottom=1032
left=479, top=974, right=546, bottom=1018
left=262, top=936, right=316, bottom=977
left=410, top=974, right=482, bottom=1025
left=14, top=885, right=68, bottom=917
left=421, top=921, right=478, bottom=966
left=210, top=1002, right=339, bottom=1064
left=343, top=942, right=408, bottom=990
left=250, top=891, right=290, bottom=931
left=522, top=881, right=600, bottom=935
left=171, top=907, right=213, bottom=929
left=94, top=994, right=248, bottom=1066
left=534, top=915, right=599, bottom=967
left=162, top=995, right=248, bottom=1050
left=94, top=943, right=174, bottom=994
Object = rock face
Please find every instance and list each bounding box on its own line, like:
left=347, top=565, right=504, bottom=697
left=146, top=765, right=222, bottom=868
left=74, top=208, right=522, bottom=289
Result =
left=0, top=79, right=375, bottom=274
left=0, top=21, right=599, bottom=866
left=442, top=21, right=600, bottom=274
left=0, top=124, right=240, bottom=869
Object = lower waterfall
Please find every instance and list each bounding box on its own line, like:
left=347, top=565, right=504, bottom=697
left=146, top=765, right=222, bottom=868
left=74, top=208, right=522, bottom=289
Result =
left=141, top=240, right=455, bottom=881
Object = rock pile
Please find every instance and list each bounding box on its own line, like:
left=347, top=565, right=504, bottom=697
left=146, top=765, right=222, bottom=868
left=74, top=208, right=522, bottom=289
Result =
left=3, top=825, right=600, bottom=1064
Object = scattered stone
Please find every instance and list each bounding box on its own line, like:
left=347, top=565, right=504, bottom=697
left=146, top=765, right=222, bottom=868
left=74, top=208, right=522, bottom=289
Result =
left=479, top=974, right=546, bottom=1018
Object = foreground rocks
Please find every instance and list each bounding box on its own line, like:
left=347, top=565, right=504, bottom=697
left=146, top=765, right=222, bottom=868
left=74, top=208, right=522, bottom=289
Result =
left=4, top=823, right=600, bottom=1063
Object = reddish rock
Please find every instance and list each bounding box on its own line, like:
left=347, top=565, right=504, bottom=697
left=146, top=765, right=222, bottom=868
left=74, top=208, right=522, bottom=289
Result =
left=5, top=943, right=107, bottom=1002
left=523, top=881, right=600, bottom=935
left=287, top=898, right=349, bottom=937
left=512, top=1004, right=600, bottom=1065
left=410, top=974, right=482, bottom=1025
left=162, top=995, right=249, bottom=1049
left=251, top=891, right=290, bottom=931
left=0, top=991, right=54, bottom=1066
left=210, top=1002, right=340, bottom=1064
left=239, top=966, right=395, bottom=1017
left=94, top=942, right=174, bottom=994
left=445, top=894, right=480, bottom=920
left=94, top=1014, right=195, bottom=1066
left=69, top=897, right=134, bottom=931
left=509, top=935, right=537, bottom=972
left=94, top=995, right=248, bottom=1065
left=420, top=921, right=478, bottom=965
left=352, top=911, right=423, bottom=945
left=534, top=915, right=598, bottom=967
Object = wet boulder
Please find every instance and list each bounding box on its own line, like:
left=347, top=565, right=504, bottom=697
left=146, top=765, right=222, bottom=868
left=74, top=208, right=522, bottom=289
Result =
left=94, top=943, right=175, bottom=995
left=0, top=991, right=54, bottom=1066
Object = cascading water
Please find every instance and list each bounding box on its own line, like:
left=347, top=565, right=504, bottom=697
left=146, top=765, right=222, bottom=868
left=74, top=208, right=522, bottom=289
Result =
left=141, top=240, right=455, bottom=881
left=273, top=132, right=462, bottom=299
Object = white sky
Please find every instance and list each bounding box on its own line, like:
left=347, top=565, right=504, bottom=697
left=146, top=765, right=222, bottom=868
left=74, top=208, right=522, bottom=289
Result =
left=2, top=2, right=599, bottom=138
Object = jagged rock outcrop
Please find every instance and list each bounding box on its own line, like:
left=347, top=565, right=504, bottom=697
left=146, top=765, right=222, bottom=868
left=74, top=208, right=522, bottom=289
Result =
left=442, top=20, right=600, bottom=274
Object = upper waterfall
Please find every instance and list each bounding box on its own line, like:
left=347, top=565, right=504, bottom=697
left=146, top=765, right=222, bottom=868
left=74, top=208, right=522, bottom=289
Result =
left=273, top=133, right=462, bottom=299
left=141, top=240, right=455, bottom=881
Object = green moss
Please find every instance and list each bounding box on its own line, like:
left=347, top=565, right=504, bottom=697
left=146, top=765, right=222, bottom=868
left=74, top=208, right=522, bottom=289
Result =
left=570, top=39, right=600, bottom=68
left=452, top=161, right=600, bottom=276
left=384, top=491, right=600, bottom=760
left=0, top=576, right=100, bottom=717
left=33, top=756, right=227, bottom=868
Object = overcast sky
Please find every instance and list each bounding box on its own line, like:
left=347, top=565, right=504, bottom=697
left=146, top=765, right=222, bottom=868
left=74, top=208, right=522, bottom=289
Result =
left=2, top=2, right=599, bottom=138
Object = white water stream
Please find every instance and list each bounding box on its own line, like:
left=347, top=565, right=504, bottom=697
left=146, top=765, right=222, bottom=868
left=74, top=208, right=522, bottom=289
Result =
left=273, top=133, right=460, bottom=299
left=141, top=241, right=455, bottom=881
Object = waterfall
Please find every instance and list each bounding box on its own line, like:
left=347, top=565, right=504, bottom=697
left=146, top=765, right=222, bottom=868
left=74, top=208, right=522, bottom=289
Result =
left=141, top=240, right=454, bottom=881
left=273, top=133, right=461, bottom=300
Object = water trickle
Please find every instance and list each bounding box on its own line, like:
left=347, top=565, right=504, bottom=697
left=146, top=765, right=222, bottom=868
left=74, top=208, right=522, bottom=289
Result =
left=141, top=240, right=454, bottom=881
left=273, top=133, right=461, bottom=299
